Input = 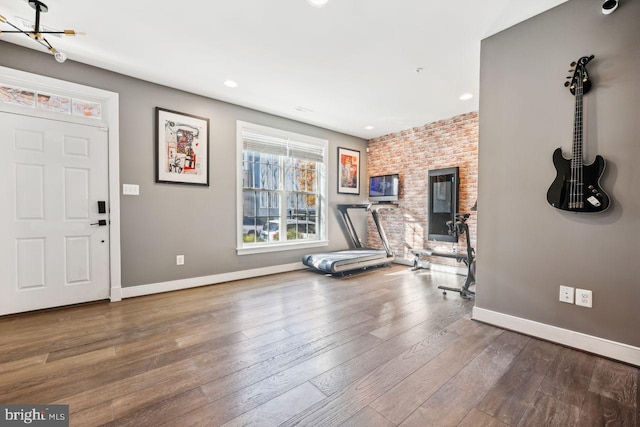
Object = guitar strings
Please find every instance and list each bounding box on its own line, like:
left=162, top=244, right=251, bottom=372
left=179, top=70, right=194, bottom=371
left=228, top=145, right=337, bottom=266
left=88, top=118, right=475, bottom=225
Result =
left=571, top=70, right=584, bottom=209
left=572, top=76, right=576, bottom=209
left=577, top=73, right=583, bottom=208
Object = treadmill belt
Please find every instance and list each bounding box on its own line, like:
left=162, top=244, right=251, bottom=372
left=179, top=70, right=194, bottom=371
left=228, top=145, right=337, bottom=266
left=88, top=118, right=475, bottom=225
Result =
left=303, top=249, right=390, bottom=274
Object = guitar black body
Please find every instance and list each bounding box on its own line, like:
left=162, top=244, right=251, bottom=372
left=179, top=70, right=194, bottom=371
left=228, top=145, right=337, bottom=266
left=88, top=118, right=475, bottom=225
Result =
left=547, top=148, right=610, bottom=212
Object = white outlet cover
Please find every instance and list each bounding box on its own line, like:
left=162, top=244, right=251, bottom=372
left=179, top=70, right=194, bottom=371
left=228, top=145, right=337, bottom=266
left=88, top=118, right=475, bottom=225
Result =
left=575, top=288, right=593, bottom=308
left=176, top=255, right=185, bottom=265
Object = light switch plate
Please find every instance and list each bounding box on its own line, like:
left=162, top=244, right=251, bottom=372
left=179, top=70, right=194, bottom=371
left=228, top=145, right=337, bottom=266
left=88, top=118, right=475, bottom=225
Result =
left=123, top=184, right=140, bottom=195
left=559, top=285, right=574, bottom=304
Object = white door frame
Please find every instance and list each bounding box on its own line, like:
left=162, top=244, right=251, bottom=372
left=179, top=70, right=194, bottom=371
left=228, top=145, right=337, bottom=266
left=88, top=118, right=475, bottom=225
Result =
left=0, top=66, right=122, bottom=302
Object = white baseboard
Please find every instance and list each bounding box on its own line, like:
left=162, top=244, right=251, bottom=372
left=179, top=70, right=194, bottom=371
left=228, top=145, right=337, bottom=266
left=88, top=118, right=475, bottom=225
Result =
left=428, top=262, right=467, bottom=276
left=393, top=257, right=413, bottom=267
left=121, top=262, right=306, bottom=299
left=473, top=307, right=640, bottom=366
left=394, top=257, right=466, bottom=276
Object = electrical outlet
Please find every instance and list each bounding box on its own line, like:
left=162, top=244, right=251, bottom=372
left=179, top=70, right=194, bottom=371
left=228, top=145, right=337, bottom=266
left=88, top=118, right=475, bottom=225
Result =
left=559, top=285, right=574, bottom=304
left=575, top=288, right=592, bottom=308
left=176, top=255, right=184, bottom=266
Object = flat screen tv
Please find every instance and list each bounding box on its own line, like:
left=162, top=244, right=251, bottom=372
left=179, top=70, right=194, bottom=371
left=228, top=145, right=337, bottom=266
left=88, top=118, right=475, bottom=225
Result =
left=369, top=174, right=399, bottom=203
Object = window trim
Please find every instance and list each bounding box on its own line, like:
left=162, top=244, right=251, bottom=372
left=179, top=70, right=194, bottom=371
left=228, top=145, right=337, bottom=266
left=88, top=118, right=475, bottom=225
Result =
left=236, top=120, right=328, bottom=255
left=237, top=239, right=329, bottom=256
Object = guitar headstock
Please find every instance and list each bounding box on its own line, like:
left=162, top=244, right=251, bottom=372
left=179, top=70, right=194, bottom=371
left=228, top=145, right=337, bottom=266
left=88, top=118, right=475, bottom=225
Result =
left=564, top=55, right=594, bottom=95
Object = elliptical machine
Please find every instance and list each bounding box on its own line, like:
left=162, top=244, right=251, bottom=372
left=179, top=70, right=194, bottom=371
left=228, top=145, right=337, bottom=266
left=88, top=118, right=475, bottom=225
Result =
left=437, top=213, right=476, bottom=298
left=410, top=213, right=476, bottom=298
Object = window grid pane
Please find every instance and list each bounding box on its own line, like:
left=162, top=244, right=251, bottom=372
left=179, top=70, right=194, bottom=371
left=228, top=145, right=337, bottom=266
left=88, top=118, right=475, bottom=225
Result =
left=241, top=127, right=325, bottom=247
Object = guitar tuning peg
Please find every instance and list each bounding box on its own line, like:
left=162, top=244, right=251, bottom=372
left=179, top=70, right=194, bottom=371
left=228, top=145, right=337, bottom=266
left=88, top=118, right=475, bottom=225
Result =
left=564, top=82, right=570, bottom=87
left=566, top=76, right=572, bottom=79
left=568, top=69, right=574, bottom=73
left=570, top=61, right=577, bottom=67
left=583, top=77, right=588, bottom=82
left=570, top=85, right=575, bottom=89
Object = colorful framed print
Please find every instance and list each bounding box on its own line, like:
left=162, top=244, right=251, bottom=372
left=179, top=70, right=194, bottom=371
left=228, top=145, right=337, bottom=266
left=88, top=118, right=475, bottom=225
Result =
left=156, top=107, right=210, bottom=186
left=337, top=147, right=360, bottom=195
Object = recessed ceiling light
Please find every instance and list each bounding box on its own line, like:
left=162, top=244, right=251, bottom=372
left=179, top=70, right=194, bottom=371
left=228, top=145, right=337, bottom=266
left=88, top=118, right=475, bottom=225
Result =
left=224, top=80, right=238, bottom=88
left=307, top=0, right=329, bottom=7
left=365, top=125, right=374, bottom=130
left=459, top=93, right=473, bottom=101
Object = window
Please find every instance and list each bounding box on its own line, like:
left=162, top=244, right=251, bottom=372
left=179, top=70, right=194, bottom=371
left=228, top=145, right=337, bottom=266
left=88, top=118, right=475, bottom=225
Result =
left=237, top=121, right=328, bottom=254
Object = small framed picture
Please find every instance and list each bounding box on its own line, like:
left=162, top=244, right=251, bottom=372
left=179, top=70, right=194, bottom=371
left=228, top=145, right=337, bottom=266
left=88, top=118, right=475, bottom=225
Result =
left=337, top=147, right=360, bottom=195
left=156, top=107, right=210, bottom=186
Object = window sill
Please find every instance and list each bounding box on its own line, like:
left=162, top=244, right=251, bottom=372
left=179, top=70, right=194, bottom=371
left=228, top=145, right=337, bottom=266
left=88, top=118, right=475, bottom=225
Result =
left=237, top=240, right=329, bottom=256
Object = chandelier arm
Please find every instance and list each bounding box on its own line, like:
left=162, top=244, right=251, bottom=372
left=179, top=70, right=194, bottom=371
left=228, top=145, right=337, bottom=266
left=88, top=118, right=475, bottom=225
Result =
left=0, top=30, right=74, bottom=35
left=34, top=31, right=66, bottom=34
left=38, top=37, right=53, bottom=50
left=1, top=26, right=54, bottom=52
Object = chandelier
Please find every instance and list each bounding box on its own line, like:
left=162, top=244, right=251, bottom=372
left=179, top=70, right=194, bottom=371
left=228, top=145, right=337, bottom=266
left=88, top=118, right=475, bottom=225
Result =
left=0, top=0, right=81, bottom=63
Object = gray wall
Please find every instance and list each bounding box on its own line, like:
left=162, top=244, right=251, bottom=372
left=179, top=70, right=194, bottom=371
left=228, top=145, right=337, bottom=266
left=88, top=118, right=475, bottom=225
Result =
left=478, top=0, right=640, bottom=347
left=0, top=41, right=368, bottom=287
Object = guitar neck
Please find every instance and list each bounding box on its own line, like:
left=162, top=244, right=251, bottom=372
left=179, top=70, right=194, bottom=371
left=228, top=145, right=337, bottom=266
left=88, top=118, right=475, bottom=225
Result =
left=569, top=79, right=585, bottom=210
left=572, top=84, right=584, bottom=168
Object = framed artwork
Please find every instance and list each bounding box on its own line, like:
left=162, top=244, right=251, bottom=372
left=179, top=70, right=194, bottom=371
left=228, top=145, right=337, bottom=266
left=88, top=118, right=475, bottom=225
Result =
left=156, top=107, right=210, bottom=186
left=337, top=147, right=360, bottom=195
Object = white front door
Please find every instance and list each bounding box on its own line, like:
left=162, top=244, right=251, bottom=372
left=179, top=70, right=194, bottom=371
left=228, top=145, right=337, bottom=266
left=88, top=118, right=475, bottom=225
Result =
left=0, top=112, right=110, bottom=315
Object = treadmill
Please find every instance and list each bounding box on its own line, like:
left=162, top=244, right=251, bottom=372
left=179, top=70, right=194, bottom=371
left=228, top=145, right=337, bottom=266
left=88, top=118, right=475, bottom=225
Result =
left=303, top=203, right=395, bottom=274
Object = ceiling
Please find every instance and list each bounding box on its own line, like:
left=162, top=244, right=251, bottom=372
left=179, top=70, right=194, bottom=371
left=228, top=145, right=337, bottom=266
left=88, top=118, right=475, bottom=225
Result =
left=0, top=0, right=568, bottom=138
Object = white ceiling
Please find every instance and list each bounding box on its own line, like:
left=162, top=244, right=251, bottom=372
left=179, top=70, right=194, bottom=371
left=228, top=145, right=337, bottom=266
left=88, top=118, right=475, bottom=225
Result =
left=0, top=0, right=568, bottom=138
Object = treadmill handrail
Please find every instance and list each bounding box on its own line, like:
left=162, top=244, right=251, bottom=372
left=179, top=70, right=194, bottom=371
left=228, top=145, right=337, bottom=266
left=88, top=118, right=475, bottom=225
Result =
left=336, top=203, right=394, bottom=257
left=336, top=204, right=367, bottom=248
left=369, top=208, right=394, bottom=257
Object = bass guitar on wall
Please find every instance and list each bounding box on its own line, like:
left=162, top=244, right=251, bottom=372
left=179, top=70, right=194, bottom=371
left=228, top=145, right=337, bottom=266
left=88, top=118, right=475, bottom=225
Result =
left=546, top=55, right=610, bottom=213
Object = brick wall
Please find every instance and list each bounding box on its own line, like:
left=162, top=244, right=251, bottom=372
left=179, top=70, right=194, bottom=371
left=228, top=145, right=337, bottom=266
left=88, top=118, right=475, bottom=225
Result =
left=366, top=112, right=478, bottom=266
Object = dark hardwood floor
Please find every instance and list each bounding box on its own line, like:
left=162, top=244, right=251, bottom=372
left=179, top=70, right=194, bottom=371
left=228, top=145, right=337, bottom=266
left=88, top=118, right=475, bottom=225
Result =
left=0, top=265, right=637, bottom=426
